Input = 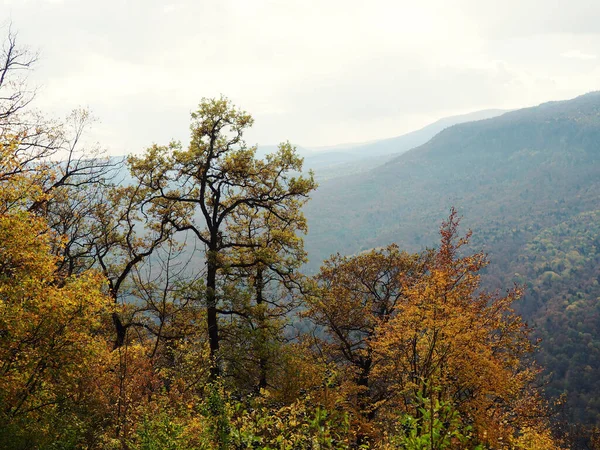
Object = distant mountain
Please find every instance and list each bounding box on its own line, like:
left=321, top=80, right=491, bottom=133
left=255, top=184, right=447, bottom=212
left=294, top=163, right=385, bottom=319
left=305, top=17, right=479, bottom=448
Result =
left=256, top=109, right=508, bottom=181
left=303, top=92, right=600, bottom=424
left=336, top=108, right=510, bottom=158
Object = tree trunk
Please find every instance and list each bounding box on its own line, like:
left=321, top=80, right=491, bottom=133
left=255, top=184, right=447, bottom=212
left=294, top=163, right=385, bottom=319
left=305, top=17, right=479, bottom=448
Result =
left=206, top=251, right=220, bottom=380
left=255, top=267, right=268, bottom=391
left=355, top=356, right=373, bottom=447
left=112, top=312, right=127, bottom=349
left=357, top=356, right=374, bottom=419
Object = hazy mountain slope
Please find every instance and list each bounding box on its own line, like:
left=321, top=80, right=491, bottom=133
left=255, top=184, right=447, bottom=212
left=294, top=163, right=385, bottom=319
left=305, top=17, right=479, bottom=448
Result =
left=303, top=92, right=600, bottom=423
left=305, top=93, right=600, bottom=260
left=256, top=109, right=508, bottom=181
left=340, top=108, right=509, bottom=158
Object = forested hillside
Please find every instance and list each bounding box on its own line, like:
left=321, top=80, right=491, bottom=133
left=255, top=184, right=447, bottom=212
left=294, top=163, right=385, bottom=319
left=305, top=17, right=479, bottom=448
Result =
left=304, top=92, right=600, bottom=425
left=0, top=30, right=567, bottom=448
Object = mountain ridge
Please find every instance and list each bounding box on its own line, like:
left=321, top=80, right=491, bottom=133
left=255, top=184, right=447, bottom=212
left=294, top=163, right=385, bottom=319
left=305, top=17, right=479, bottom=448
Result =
left=303, top=91, right=600, bottom=423
left=255, top=108, right=509, bottom=180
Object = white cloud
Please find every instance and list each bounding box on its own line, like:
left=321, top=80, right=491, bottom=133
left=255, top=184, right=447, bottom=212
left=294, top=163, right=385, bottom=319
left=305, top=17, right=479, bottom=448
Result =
left=2, top=0, right=600, bottom=154
left=561, top=49, right=597, bottom=60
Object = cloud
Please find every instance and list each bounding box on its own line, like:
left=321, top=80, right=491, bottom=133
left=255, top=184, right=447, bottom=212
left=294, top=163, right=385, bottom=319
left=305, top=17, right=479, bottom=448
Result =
left=3, top=0, right=600, bottom=154
left=561, top=50, right=597, bottom=60
left=458, top=0, right=600, bottom=38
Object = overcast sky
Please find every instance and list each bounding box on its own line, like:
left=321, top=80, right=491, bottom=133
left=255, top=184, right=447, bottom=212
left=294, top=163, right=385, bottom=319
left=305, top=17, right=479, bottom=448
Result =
left=3, top=0, right=600, bottom=155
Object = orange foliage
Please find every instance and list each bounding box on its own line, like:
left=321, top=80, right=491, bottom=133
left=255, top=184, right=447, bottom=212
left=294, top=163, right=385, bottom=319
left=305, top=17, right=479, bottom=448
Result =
left=371, top=210, right=555, bottom=446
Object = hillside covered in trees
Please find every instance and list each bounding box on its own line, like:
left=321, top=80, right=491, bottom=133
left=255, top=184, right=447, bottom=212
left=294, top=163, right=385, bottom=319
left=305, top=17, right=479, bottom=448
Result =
left=0, top=30, right=576, bottom=449
left=304, top=92, right=600, bottom=427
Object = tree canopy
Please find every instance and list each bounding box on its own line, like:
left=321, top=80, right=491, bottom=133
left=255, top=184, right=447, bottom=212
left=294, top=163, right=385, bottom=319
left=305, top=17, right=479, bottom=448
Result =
left=0, top=29, right=572, bottom=449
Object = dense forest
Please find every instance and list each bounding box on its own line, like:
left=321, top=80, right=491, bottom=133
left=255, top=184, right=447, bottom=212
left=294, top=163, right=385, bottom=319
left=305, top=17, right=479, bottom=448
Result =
left=304, top=92, right=600, bottom=430
left=0, top=30, right=598, bottom=450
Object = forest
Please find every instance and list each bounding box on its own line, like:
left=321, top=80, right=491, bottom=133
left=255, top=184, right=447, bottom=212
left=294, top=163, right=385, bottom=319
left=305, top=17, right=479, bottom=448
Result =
left=303, top=90, right=600, bottom=434
left=0, top=29, right=597, bottom=450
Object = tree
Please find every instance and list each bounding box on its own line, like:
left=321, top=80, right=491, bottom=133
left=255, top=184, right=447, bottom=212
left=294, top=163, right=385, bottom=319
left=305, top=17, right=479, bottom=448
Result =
left=128, top=96, right=316, bottom=378
left=370, top=210, right=556, bottom=447
left=0, top=153, right=111, bottom=448
left=1, top=29, right=116, bottom=215
left=305, top=211, right=559, bottom=447
left=218, top=186, right=312, bottom=392
left=306, top=245, right=429, bottom=418
left=0, top=25, right=37, bottom=123
left=88, top=180, right=179, bottom=348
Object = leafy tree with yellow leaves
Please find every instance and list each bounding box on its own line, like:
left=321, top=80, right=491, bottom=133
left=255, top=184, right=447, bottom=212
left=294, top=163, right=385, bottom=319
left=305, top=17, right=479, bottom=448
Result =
left=128, top=96, right=316, bottom=379
left=218, top=185, right=313, bottom=393
left=0, top=161, right=112, bottom=448
left=371, top=210, right=559, bottom=448
left=306, top=244, right=430, bottom=423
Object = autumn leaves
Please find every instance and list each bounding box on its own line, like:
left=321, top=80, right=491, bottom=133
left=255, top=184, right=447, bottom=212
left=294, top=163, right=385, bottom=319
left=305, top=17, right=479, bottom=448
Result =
left=305, top=211, right=557, bottom=447
left=0, top=91, right=561, bottom=448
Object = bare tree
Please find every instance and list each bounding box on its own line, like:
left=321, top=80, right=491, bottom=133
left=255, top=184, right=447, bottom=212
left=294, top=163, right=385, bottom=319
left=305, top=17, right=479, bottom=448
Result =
left=0, top=24, right=37, bottom=124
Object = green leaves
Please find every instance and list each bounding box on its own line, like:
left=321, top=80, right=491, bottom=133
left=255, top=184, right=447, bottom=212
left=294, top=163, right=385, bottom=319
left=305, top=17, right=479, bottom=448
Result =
left=128, top=96, right=316, bottom=383
left=391, top=393, right=482, bottom=450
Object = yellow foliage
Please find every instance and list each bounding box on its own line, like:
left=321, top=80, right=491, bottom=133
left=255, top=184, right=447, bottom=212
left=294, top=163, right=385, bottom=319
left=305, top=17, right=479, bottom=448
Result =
left=0, top=151, right=112, bottom=445
left=370, top=211, right=555, bottom=446
left=511, top=426, right=563, bottom=450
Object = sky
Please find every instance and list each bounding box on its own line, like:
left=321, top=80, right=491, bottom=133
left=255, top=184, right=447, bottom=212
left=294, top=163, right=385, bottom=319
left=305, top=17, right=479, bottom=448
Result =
left=2, top=0, right=600, bottom=155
